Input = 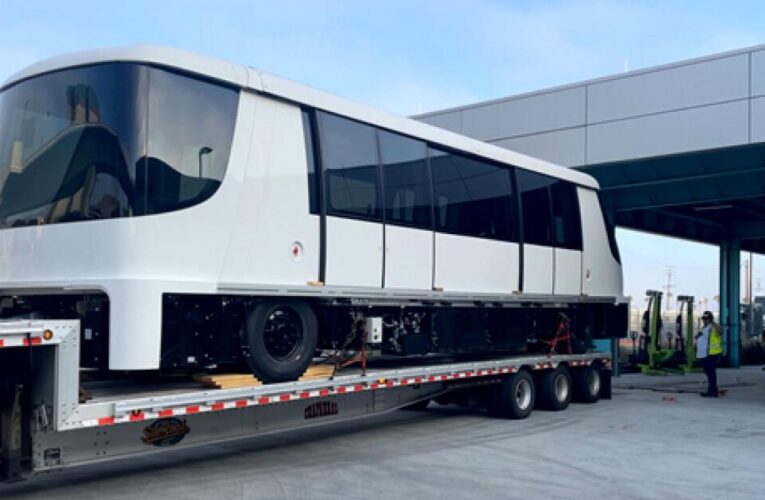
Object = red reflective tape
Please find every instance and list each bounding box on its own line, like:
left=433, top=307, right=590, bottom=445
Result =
left=158, top=409, right=173, bottom=418
left=464, top=371, right=473, bottom=377
left=354, top=384, right=364, bottom=392
left=258, top=397, right=271, bottom=405
left=129, top=412, right=145, bottom=422
left=235, top=400, right=248, bottom=408
left=428, top=376, right=436, bottom=382
left=98, top=416, right=115, bottom=426
left=370, top=383, right=379, bottom=390
left=0, top=339, right=4, bottom=347
left=415, top=377, right=423, bottom=384
left=319, top=389, right=330, bottom=396
left=400, top=378, right=409, bottom=385
left=186, top=406, right=200, bottom=414
left=279, top=394, right=291, bottom=402
left=23, top=337, right=42, bottom=346
left=385, top=381, right=395, bottom=387
left=299, top=392, right=310, bottom=399
left=337, top=387, right=347, bottom=394
left=212, top=403, right=224, bottom=411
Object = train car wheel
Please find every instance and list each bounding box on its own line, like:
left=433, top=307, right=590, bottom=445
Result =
left=243, top=300, right=317, bottom=383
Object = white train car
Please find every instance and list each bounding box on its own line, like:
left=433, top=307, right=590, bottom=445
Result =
left=0, top=46, right=627, bottom=383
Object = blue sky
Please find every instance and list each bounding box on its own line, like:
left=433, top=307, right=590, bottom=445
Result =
left=1, top=0, right=763, bottom=308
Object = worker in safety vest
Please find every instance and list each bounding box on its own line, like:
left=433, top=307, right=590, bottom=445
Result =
left=695, top=311, right=723, bottom=397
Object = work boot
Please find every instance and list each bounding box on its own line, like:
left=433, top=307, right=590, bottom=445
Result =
left=700, top=391, right=719, bottom=398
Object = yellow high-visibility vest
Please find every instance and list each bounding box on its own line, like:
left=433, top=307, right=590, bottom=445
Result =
left=709, top=324, right=723, bottom=355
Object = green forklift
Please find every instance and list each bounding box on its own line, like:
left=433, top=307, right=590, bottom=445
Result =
left=676, top=295, right=702, bottom=373
left=638, top=290, right=697, bottom=375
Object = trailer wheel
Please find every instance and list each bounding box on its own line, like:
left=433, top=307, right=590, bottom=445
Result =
left=492, top=370, right=535, bottom=419
left=536, top=365, right=571, bottom=411
left=572, top=364, right=601, bottom=403
left=243, top=300, right=318, bottom=383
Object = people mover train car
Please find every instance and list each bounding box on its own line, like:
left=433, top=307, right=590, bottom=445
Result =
left=0, top=46, right=627, bottom=383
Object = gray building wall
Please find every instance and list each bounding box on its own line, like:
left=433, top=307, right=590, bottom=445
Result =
left=416, top=45, right=765, bottom=167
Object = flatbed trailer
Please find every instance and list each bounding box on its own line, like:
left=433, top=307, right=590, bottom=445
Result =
left=0, top=320, right=611, bottom=482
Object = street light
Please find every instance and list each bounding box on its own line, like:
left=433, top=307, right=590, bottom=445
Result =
left=198, top=146, right=213, bottom=178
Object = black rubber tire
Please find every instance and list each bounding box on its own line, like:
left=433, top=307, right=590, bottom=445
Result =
left=536, top=365, right=572, bottom=411
left=572, top=365, right=601, bottom=404
left=491, top=370, right=535, bottom=419
left=243, top=300, right=318, bottom=383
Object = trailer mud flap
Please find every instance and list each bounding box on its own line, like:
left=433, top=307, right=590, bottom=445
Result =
left=601, top=369, right=612, bottom=399
left=0, top=384, right=24, bottom=482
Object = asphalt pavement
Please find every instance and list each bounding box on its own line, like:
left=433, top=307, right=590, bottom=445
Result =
left=2, top=366, right=763, bottom=499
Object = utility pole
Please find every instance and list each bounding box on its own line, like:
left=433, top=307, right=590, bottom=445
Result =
left=744, top=258, right=750, bottom=304
left=749, top=253, right=754, bottom=338
left=664, top=266, right=675, bottom=312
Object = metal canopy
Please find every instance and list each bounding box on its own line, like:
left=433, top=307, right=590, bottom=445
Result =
left=588, top=143, right=765, bottom=253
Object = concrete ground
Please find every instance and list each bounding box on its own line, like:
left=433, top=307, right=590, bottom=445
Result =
left=3, top=366, right=763, bottom=499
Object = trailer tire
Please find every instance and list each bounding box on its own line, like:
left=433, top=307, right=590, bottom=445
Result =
left=572, top=365, right=601, bottom=403
left=244, top=300, right=318, bottom=383
left=492, top=370, right=535, bottom=419
left=536, top=365, right=571, bottom=411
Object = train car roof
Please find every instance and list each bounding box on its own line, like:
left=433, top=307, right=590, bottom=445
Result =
left=4, top=45, right=598, bottom=189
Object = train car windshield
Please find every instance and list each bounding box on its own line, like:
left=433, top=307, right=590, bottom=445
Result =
left=0, top=63, right=238, bottom=229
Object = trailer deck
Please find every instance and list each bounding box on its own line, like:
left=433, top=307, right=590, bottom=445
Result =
left=0, top=320, right=611, bottom=482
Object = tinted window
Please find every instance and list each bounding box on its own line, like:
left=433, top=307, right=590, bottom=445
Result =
left=301, top=110, right=320, bottom=215
left=0, top=63, right=238, bottom=228
left=318, top=112, right=380, bottom=220
left=599, top=193, right=621, bottom=263
left=380, top=130, right=430, bottom=228
left=550, top=181, right=582, bottom=250
left=145, top=67, right=238, bottom=214
left=430, top=148, right=515, bottom=241
left=517, top=169, right=553, bottom=246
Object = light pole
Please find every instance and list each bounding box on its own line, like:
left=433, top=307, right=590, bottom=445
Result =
left=198, top=146, right=213, bottom=178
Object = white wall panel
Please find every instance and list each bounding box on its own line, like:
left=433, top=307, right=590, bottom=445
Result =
left=461, top=87, right=585, bottom=141
left=416, top=112, right=461, bottom=133
left=554, top=248, right=582, bottom=295
left=325, top=217, right=383, bottom=288
left=491, top=127, right=586, bottom=167
left=587, top=101, right=748, bottom=164
left=434, top=233, right=518, bottom=293
left=384, top=225, right=432, bottom=290
left=588, top=54, right=749, bottom=123
left=220, top=94, right=320, bottom=286
left=750, top=96, right=765, bottom=143
left=750, top=50, right=765, bottom=97
left=523, top=244, right=553, bottom=294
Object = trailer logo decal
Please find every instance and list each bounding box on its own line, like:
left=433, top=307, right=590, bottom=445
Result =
left=304, top=401, right=338, bottom=420
left=142, top=418, right=190, bottom=447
